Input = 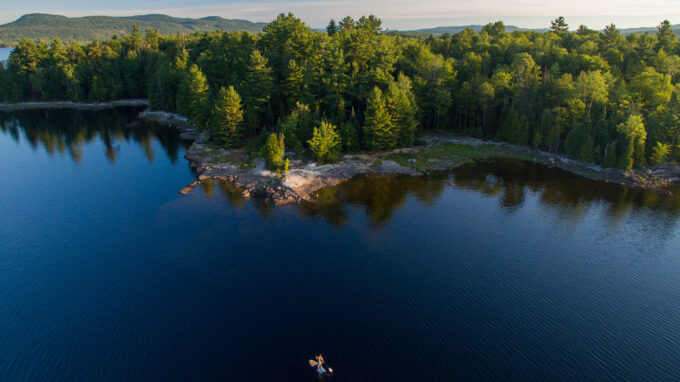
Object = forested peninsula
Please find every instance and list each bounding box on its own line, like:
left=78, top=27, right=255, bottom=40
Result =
left=1, top=14, right=679, bottom=200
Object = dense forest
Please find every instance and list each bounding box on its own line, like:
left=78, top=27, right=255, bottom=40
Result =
left=1, top=14, right=680, bottom=170
left=0, top=14, right=265, bottom=47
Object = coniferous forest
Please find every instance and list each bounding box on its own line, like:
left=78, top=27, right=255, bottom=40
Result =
left=2, top=14, right=680, bottom=169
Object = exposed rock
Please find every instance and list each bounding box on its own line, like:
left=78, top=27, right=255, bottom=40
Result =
left=0, top=99, right=149, bottom=111
left=140, top=109, right=679, bottom=204
left=178, top=181, right=200, bottom=195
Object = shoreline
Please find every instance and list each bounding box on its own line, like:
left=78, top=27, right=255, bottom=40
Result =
left=2, top=101, right=677, bottom=203
left=139, top=110, right=680, bottom=204
left=0, top=99, right=149, bottom=111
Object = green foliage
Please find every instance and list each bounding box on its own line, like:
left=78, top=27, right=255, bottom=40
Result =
left=602, top=142, right=618, bottom=168
left=308, top=121, right=342, bottom=163
left=617, top=140, right=634, bottom=170
left=210, top=86, right=243, bottom=147
left=650, top=142, right=671, bottom=165
left=242, top=50, right=273, bottom=130
left=363, top=87, right=395, bottom=150
left=0, top=13, right=265, bottom=47
left=500, top=106, right=529, bottom=145
left=574, top=70, right=610, bottom=108
left=262, top=132, right=286, bottom=172
left=617, top=114, right=647, bottom=168
left=629, top=67, right=674, bottom=109
left=179, top=64, right=210, bottom=127
left=386, top=73, right=419, bottom=146
left=565, top=119, right=594, bottom=161
left=6, top=13, right=680, bottom=169
left=550, top=16, right=569, bottom=33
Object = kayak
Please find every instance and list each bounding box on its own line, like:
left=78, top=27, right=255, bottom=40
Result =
left=309, top=359, right=331, bottom=376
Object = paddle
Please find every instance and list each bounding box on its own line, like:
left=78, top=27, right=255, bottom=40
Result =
left=308, top=359, right=334, bottom=375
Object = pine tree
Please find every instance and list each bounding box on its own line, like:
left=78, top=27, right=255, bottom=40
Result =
left=617, top=139, right=634, bottom=170
left=278, top=113, right=302, bottom=152
left=550, top=16, right=569, bottom=32
left=602, top=142, right=618, bottom=168
left=650, top=142, right=671, bottom=165
left=327, top=19, right=339, bottom=36
left=177, top=64, right=210, bottom=127
left=242, top=50, right=273, bottom=130
left=363, top=87, right=394, bottom=150
left=386, top=74, right=419, bottom=146
left=339, top=109, right=360, bottom=152
left=262, top=132, right=287, bottom=172
left=501, top=105, right=528, bottom=145
left=657, top=20, right=676, bottom=50
left=308, top=121, right=342, bottom=163
left=579, top=135, right=595, bottom=163
left=210, top=86, right=244, bottom=147
left=565, top=119, right=593, bottom=160
left=616, top=114, right=647, bottom=168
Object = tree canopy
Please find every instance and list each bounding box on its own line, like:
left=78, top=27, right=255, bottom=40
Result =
left=2, top=14, right=680, bottom=167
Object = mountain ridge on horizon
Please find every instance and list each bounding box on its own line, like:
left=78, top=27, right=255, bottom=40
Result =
left=1, top=13, right=677, bottom=46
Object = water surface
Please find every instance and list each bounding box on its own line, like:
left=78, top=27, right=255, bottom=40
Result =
left=1, top=108, right=679, bottom=381
left=0, top=47, right=12, bottom=63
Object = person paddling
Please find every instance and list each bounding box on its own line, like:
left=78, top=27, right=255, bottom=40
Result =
left=309, top=354, right=333, bottom=376
left=316, top=354, right=325, bottom=373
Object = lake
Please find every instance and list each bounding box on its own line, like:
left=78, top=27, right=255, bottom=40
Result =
left=1, top=108, right=679, bottom=381
left=0, top=47, right=12, bottom=63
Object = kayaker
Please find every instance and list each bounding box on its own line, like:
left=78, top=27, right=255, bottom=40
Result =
left=316, top=354, right=325, bottom=372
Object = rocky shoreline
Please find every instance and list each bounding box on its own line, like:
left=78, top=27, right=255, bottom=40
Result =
left=140, top=109, right=680, bottom=204
left=0, top=99, right=149, bottom=111
left=2, top=101, right=676, bottom=203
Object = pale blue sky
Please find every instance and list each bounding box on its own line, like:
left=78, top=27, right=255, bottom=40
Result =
left=1, top=0, right=679, bottom=30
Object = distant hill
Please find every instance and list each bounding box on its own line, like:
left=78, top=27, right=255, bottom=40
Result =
left=410, top=25, right=548, bottom=35
left=392, top=24, right=679, bottom=37
left=2, top=13, right=679, bottom=47
left=0, top=13, right=267, bottom=47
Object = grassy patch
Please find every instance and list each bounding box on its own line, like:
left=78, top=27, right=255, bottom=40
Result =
left=384, top=143, right=501, bottom=169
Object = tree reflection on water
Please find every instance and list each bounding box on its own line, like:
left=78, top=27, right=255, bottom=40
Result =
left=299, top=160, right=680, bottom=229
left=0, top=107, right=188, bottom=165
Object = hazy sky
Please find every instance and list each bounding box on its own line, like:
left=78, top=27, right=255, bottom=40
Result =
left=2, top=0, right=679, bottom=29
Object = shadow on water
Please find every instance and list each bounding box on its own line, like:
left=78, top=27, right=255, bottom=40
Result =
left=4, top=108, right=678, bottom=229
left=298, top=174, right=447, bottom=228
left=0, top=107, right=190, bottom=164
left=298, top=159, right=680, bottom=229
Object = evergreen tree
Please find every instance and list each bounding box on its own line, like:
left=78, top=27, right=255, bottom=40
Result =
left=656, top=20, right=676, bottom=51
left=650, top=142, right=671, bottom=165
left=550, top=16, right=569, bottom=32
left=386, top=73, right=419, bottom=146
left=262, top=132, right=287, bottom=172
left=617, top=114, right=647, bottom=168
left=179, top=64, right=210, bottom=127
left=339, top=110, right=360, bottom=152
left=339, top=16, right=355, bottom=31
left=565, top=119, right=593, bottom=160
left=500, top=106, right=529, bottom=145
left=242, top=50, right=273, bottom=130
left=210, top=86, right=244, bottom=146
left=308, top=121, right=342, bottom=163
left=579, top=135, right=595, bottom=163
left=602, top=142, right=618, bottom=168
left=363, top=87, right=395, bottom=150
left=327, top=19, right=339, bottom=36
left=278, top=113, right=302, bottom=152
left=617, top=139, right=634, bottom=170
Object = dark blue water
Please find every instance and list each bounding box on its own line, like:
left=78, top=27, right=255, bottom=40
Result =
left=0, top=47, right=12, bottom=64
left=1, top=108, right=679, bottom=381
